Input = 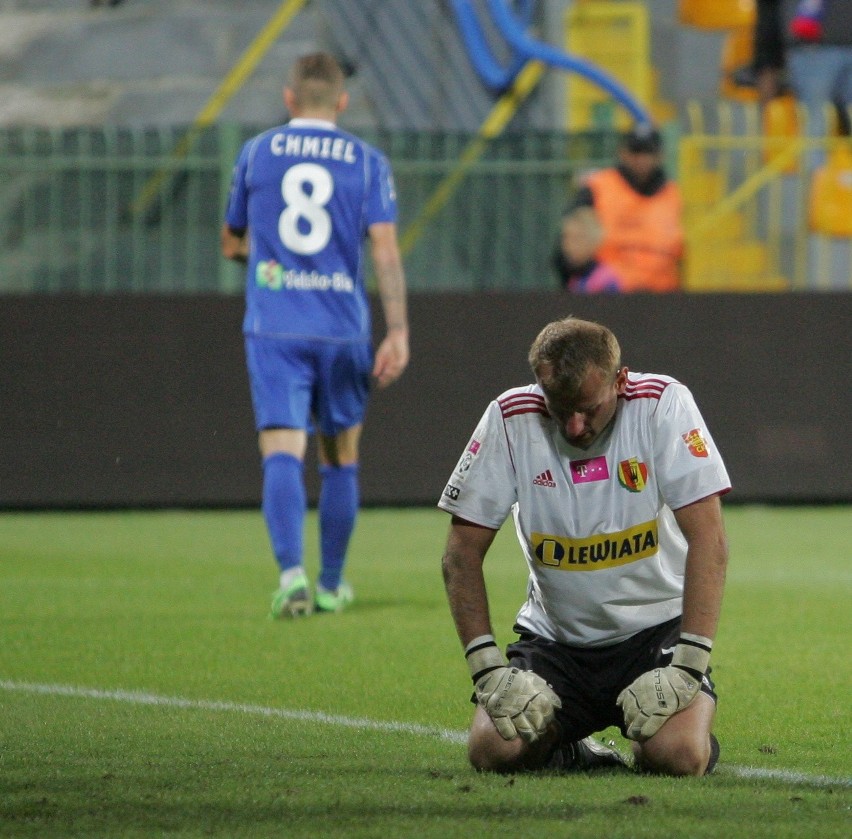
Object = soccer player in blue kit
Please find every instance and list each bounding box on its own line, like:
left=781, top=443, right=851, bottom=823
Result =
left=221, top=52, right=409, bottom=618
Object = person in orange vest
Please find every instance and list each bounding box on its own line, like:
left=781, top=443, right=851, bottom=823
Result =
left=560, top=125, right=684, bottom=293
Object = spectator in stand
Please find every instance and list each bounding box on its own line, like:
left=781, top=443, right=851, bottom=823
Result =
left=753, top=0, right=852, bottom=134
left=552, top=207, right=625, bottom=293
left=561, top=125, right=684, bottom=293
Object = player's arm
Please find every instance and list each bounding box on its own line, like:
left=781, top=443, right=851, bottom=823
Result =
left=220, top=224, right=249, bottom=263
left=618, top=493, right=728, bottom=740
left=441, top=515, right=498, bottom=645
left=674, top=493, right=728, bottom=641
left=442, top=515, right=561, bottom=742
left=367, top=222, right=409, bottom=388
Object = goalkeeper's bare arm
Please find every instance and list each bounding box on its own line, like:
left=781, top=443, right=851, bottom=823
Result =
left=441, top=516, right=563, bottom=772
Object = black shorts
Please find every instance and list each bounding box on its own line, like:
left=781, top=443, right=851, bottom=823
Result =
left=505, top=617, right=717, bottom=742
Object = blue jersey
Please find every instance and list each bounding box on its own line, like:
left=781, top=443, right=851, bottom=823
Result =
left=224, top=118, right=398, bottom=341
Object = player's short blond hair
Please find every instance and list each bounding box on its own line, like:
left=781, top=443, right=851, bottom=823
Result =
left=288, top=52, right=345, bottom=110
left=528, top=317, right=621, bottom=398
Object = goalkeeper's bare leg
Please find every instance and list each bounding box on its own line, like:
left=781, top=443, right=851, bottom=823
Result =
left=467, top=702, right=717, bottom=777
left=631, top=691, right=717, bottom=776
left=467, top=705, right=562, bottom=772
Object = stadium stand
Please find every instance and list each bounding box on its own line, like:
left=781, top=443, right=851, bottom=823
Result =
left=1, top=1, right=849, bottom=511
left=0, top=1, right=848, bottom=292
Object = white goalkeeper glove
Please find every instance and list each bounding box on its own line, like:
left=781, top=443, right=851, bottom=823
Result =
left=617, top=633, right=712, bottom=741
left=465, top=635, right=561, bottom=743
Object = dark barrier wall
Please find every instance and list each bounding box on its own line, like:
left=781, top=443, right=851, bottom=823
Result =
left=1, top=293, right=850, bottom=508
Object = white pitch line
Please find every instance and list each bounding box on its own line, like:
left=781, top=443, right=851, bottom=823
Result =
left=2, top=679, right=850, bottom=789
left=722, top=765, right=852, bottom=787
left=0, top=679, right=466, bottom=745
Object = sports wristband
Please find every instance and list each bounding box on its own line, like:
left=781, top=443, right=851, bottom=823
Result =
left=671, top=633, right=713, bottom=680
left=464, top=636, right=507, bottom=684
left=464, top=634, right=495, bottom=655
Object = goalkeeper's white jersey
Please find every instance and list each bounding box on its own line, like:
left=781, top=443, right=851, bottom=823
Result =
left=438, top=372, right=731, bottom=648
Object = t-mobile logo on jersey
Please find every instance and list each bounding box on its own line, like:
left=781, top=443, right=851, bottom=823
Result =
left=570, top=456, right=609, bottom=484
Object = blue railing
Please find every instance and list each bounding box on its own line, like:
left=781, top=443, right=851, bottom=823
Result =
left=451, top=0, right=651, bottom=125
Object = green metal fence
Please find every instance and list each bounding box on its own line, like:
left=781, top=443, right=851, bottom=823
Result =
left=0, top=125, right=617, bottom=295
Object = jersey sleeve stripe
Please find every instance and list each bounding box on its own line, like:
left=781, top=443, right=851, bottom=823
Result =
left=624, top=381, right=666, bottom=393
left=623, top=380, right=669, bottom=400
left=622, top=390, right=664, bottom=401
left=502, top=406, right=549, bottom=418
left=498, top=393, right=548, bottom=419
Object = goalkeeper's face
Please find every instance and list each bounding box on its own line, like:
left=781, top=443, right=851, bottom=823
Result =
left=539, top=365, right=628, bottom=449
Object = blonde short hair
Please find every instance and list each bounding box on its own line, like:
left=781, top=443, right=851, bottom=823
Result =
left=288, top=52, right=345, bottom=110
left=528, top=317, right=621, bottom=398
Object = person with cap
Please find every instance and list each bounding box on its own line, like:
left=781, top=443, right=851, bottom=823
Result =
left=555, top=124, right=684, bottom=293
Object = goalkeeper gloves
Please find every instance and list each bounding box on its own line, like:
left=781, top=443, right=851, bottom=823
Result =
left=465, top=635, right=561, bottom=743
left=617, top=633, right=712, bottom=741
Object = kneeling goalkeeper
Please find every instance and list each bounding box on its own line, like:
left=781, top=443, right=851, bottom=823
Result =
left=438, top=317, right=730, bottom=775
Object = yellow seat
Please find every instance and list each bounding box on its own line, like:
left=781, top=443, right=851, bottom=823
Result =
left=762, top=94, right=801, bottom=174
left=679, top=0, right=756, bottom=30
left=699, top=212, right=746, bottom=241
left=727, top=242, right=769, bottom=274
left=721, top=273, right=789, bottom=291
left=565, top=1, right=651, bottom=131
left=681, top=170, right=727, bottom=207
left=685, top=241, right=781, bottom=291
left=649, top=68, right=677, bottom=123
left=688, top=241, right=767, bottom=274
left=809, top=144, right=852, bottom=236
left=719, top=26, right=758, bottom=102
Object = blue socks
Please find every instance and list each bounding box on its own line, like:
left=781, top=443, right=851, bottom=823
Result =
left=318, top=463, right=359, bottom=592
left=261, top=454, right=359, bottom=590
left=261, top=452, right=306, bottom=572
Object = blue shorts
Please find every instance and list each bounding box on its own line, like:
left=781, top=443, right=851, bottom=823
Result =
left=245, top=334, right=372, bottom=436
left=505, top=617, right=717, bottom=742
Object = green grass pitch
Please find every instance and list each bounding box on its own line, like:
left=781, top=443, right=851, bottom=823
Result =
left=1, top=505, right=849, bottom=838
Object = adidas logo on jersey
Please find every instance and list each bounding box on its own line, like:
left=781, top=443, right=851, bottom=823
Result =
left=533, top=469, right=556, bottom=488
